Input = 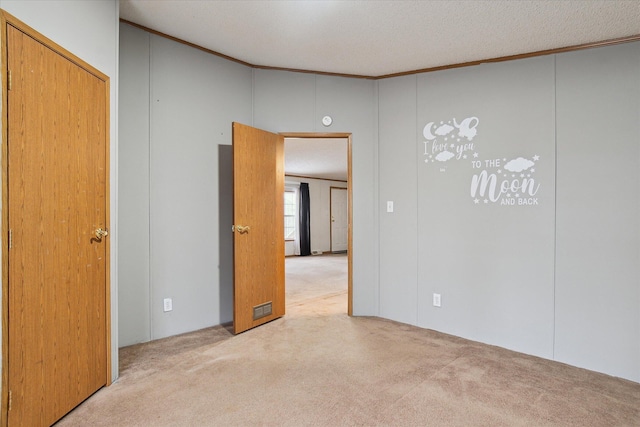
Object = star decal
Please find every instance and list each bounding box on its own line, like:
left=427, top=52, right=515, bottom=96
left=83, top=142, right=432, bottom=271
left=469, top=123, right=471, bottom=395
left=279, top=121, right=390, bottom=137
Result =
left=533, top=155, right=540, bottom=161
left=474, top=198, right=480, bottom=204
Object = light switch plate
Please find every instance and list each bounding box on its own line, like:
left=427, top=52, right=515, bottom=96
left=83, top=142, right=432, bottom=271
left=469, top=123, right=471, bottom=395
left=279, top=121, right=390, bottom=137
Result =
left=433, top=293, right=441, bottom=307
left=387, top=201, right=394, bottom=213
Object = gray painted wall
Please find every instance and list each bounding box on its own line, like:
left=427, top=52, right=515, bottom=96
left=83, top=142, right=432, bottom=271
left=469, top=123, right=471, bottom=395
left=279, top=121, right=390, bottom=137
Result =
left=378, top=48, right=639, bottom=382
left=378, top=75, right=419, bottom=325
left=555, top=42, right=640, bottom=381
left=119, top=23, right=150, bottom=346
left=0, top=0, right=120, bottom=381
left=415, top=57, right=557, bottom=359
left=118, top=25, right=253, bottom=344
left=149, top=34, right=252, bottom=339
left=119, top=23, right=639, bottom=382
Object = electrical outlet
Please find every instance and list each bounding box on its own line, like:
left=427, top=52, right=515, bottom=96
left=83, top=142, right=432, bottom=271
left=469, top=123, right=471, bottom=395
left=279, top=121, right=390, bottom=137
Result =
left=386, top=201, right=394, bottom=213
left=163, top=298, right=173, bottom=312
left=433, top=293, right=441, bottom=307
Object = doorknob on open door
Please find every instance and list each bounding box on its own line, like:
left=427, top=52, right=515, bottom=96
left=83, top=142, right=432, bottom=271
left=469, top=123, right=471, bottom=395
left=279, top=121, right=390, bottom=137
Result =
left=95, top=228, right=108, bottom=240
left=234, top=225, right=250, bottom=234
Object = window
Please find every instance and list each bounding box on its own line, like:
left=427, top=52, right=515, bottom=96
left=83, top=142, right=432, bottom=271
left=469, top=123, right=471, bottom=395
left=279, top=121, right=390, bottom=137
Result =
left=284, top=190, right=296, bottom=239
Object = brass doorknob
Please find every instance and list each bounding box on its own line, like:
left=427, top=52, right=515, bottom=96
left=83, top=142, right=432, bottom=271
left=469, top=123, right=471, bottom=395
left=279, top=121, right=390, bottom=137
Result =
left=95, top=228, right=109, bottom=240
left=234, top=225, right=250, bottom=234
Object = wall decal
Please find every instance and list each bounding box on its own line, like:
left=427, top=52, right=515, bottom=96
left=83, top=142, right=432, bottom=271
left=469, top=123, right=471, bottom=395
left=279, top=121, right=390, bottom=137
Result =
left=423, top=122, right=437, bottom=140
left=470, top=155, right=540, bottom=206
left=453, top=117, right=479, bottom=141
left=435, top=123, right=454, bottom=136
left=423, top=116, right=479, bottom=165
left=421, top=116, right=542, bottom=207
left=504, top=157, right=535, bottom=173
left=435, top=151, right=454, bottom=162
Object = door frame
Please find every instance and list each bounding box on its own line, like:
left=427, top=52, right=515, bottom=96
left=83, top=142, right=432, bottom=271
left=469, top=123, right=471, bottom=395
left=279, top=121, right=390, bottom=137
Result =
left=0, top=10, right=112, bottom=424
left=281, top=132, right=353, bottom=315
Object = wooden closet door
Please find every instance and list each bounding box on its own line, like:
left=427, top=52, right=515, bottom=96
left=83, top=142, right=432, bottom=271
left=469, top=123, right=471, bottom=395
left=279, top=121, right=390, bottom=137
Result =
left=6, top=23, right=109, bottom=426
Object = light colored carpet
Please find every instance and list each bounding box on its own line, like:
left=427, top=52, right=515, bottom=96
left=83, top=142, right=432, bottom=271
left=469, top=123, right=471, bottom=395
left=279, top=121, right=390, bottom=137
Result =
left=56, top=254, right=640, bottom=426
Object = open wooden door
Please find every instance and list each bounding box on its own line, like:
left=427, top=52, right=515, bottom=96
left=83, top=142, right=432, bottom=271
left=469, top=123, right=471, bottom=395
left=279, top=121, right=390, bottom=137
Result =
left=4, top=17, right=109, bottom=426
left=232, top=123, right=285, bottom=334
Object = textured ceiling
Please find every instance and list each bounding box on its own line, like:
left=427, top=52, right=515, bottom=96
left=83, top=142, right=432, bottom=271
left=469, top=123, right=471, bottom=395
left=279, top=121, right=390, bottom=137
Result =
left=120, top=0, right=640, bottom=77
left=285, top=138, right=348, bottom=182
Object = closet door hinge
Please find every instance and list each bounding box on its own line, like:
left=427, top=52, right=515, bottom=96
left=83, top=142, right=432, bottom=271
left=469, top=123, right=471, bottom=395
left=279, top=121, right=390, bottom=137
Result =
left=7, top=70, right=11, bottom=91
left=8, top=390, right=12, bottom=411
left=9, top=229, right=12, bottom=249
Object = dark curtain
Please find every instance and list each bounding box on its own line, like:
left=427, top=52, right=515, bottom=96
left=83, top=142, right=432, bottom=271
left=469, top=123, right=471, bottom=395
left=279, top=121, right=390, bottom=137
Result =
left=299, top=183, right=311, bottom=256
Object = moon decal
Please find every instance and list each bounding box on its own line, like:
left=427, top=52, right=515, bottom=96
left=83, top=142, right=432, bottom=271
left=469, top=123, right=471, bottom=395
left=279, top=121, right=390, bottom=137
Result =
left=423, top=122, right=436, bottom=140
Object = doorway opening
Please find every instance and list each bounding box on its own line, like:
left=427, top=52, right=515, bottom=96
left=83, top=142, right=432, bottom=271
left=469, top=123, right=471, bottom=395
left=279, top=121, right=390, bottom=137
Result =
left=282, top=134, right=353, bottom=316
